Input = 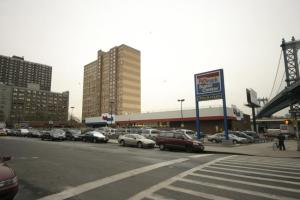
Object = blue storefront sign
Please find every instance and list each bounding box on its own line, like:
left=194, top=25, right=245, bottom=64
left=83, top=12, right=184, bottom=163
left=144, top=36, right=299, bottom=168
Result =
left=194, top=69, right=229, bottom=140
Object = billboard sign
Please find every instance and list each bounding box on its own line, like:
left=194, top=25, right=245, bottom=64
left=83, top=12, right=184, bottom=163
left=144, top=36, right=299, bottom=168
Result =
left=246, top=88, right=260, bottom=107
left=195, top=70, right=223, bottom=101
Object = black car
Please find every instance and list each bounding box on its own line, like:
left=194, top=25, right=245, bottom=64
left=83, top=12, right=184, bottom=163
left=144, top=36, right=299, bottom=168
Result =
left=41, top=129, right=66, bottom=141
left=81, top=131, right=109, bottom=143
left=65, top=129, right=82, bottom=141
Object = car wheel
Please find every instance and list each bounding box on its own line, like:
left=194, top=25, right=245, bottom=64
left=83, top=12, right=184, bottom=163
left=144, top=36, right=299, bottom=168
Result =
left=212, top=139, right=216, bottom=143
left=137, top=142, right=143, bottom=148
left=120, top=140, right=125, bottom=146
left=159, top=144, right=165, bottom=150
left=41, top=138, right=44, bottom=141
left=233, top=140, right=237, bottom=144
left=83, top=138, right=86, bottom=142
left=93, top=138, right=97, bottom=143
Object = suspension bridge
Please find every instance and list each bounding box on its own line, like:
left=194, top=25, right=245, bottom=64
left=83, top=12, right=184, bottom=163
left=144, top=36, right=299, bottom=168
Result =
left=257, top=36, right=300, bottom=118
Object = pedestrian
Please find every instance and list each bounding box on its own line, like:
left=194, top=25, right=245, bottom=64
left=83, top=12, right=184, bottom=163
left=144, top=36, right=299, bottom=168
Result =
left=277, top=133, right=286, bottom=151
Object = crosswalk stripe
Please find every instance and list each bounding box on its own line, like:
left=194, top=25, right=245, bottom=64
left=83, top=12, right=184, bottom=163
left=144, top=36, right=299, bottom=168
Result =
left=220, top=160, right=300, bottom=170
left=189, top=173, right=300, bottom=193
left=165, top=185, right=233, bottom=200
left=179, top=178, right=299, bottom=200
left=127, top=155, right=235, bottom=200
left=219, top=161, right=300, bottom=171
left=198, top=169, right=300, bottom=186
left=224, top=160, right=300, bottom=170
left=225, top=158, right=300, bottom=167
left=207, top=166, right=300, bottom=180
left=212, top=163, right=300, bottom=175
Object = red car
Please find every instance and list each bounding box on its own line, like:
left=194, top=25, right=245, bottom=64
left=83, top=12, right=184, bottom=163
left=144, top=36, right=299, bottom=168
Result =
left=0, top=156, right=18, bottom=200
left=156, top=131, right=205, bottom=152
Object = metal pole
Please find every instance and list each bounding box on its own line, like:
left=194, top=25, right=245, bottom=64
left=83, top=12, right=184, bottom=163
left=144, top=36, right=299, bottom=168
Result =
left=220, top=69, right=229, bottom=140
left=194, top=75, right=201, bottom=139
left=178, top=99, right=185, bottom=128
left=252, top=106, right=257, bottom=133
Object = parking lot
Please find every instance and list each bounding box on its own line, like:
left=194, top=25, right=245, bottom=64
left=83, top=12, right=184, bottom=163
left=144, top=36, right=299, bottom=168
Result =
left=1, top=136, right=300, bottom=200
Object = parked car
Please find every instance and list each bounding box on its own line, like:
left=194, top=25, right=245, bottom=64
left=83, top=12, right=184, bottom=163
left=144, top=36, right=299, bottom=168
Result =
left=81, top=131, right=109, bottom=143
left=0, top=156, right=18, bottom=200
left=243, top=131, right=260, bottom=141
left=141, top=129, right=160, bottom=140
left=156, top=131, right=204, bottom=152
left=17, top=129, right=30, bottom=137
left=65, top=129, right=82, bottom=141
left=41, top=129, right=66, bottom=141
left=118, top=134, right=155, bottom=148
left=207, top=133, right=224, bottom=143
left=0, top=129, right=7, bottom=136
left=230, top=131, right=254, bottom=143
left=208, top=132, right=248, bottom=144
left=27, top=129, right=42, bottom=138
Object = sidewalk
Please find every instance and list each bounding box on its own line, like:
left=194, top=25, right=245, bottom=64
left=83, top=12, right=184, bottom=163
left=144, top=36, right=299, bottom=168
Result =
left=109, top=139, right=300, bottom=158
left=204, top=140, right=300, bottom=158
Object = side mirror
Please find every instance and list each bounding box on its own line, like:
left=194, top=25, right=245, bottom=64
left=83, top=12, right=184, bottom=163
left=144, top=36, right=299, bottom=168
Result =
left=2, top=156, right=11, bottom=162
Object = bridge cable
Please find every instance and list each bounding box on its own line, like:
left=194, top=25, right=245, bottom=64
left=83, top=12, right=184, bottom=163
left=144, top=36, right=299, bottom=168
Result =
left=269, top=50, right=283, bottom=99
left=276, top=72, right=285, bottom=95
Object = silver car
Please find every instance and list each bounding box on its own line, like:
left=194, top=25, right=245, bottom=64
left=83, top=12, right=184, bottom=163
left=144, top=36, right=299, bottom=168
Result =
left=118, top=134, right=155, bottom=148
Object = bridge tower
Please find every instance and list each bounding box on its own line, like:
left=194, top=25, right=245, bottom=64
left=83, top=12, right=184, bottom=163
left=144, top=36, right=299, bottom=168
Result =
left=281, top=36, right=300, bottom=117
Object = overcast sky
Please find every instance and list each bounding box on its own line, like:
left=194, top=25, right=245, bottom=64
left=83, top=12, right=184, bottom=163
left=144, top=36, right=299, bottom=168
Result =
left=1, top=0, right=299, bottom=119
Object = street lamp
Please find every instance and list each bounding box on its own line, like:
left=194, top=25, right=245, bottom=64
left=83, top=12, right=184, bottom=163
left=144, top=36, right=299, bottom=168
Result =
left=178, top=99, right=185, bottom=128
left=70, top=106, right=75, bottom=126
left=109, top=101, right=114, bottom=126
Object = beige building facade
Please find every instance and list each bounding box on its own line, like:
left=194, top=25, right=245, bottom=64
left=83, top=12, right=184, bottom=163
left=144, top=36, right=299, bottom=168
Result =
left=82, top=44, right=141, bottom=120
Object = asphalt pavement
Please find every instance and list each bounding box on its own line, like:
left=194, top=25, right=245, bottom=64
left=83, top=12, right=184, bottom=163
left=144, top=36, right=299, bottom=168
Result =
left=1, top=137, right=300, bottom=200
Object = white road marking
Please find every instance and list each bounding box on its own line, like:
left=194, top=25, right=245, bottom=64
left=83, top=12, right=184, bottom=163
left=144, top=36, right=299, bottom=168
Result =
left=38, top=154, right=213, bottom=200
left=207, top=166, right=300, bottom=180
left=226, top=157, right=300, bottom=166
left=179, top=178, right=299, bottom=200
left=148, top=193, right=175, bottom=200
left=189, top=173, right=300, bottom=193
left=165, top=185, right=233, bottom=200
left=127, top=155, right=235, bottom=200
left=220, top=160, right=300, bottom=170
left=212, top=163, right=300, bottom=175
left=189, top=154, right=213, bottom=158
left=198, top=169, right=300, bottom=186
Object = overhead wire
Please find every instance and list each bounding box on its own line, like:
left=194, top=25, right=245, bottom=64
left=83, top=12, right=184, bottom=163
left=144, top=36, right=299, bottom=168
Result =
left=269, top=50, right=283, bottom=99
left=276, top=72, right=285, bottom=95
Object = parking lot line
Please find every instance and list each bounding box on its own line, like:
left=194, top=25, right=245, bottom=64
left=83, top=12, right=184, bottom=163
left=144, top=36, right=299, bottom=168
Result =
left=127, top=155, right=234, bottom=200
left=38, top=154, right=213, bottom=200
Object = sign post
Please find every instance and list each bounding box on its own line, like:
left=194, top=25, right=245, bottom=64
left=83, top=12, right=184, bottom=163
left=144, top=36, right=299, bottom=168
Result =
left=194, top=69, right=228, bottom=140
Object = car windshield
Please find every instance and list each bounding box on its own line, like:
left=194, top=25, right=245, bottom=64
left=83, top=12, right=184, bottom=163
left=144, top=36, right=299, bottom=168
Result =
left=134, top=135, right=145, bottom=139
left=183, top=133, right=192, bottom=140
left=93, top=132, right=104, bottom=137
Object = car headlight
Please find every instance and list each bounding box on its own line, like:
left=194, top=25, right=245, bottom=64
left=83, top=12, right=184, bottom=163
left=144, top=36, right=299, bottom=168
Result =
left=193, top=142, right=200, bottom=146
left=0, top=176, right=18, bottom=188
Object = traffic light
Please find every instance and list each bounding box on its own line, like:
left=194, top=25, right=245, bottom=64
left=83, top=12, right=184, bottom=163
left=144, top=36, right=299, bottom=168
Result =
left=284, top=119, right=289, bottom=125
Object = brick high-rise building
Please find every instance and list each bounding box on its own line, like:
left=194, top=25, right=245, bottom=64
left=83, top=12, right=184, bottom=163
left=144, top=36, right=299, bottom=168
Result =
left=0, top=55, right=52, bottom=91
left=0, top=54, right=68, bottom=125
left=82, top=44, right=141, bottom=120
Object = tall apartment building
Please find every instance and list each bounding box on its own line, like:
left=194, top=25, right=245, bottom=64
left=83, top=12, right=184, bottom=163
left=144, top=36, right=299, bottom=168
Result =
left=82, top=44, right=141, bottom=120
left=0, top=55, right=52, bottom=91
left=0, top=54, right=69, bottom=125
